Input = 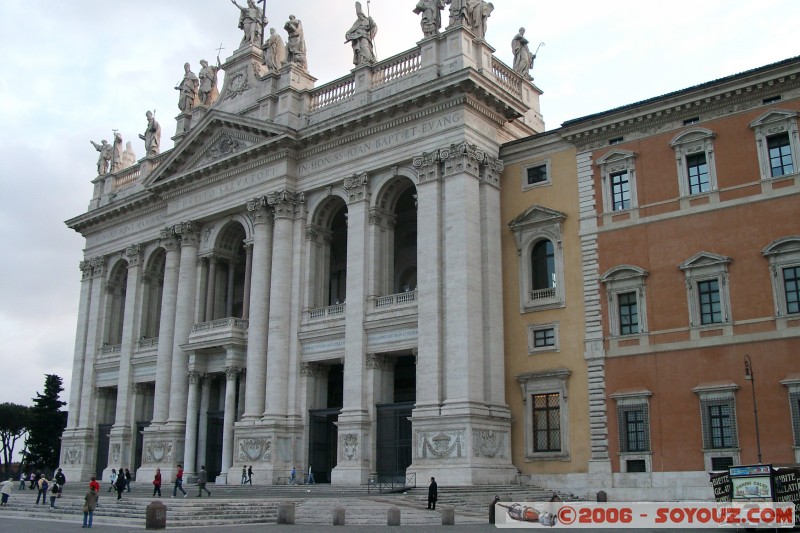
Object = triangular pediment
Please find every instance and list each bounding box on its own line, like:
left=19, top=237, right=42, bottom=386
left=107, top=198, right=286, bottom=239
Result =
left=749, top=109, right=799, bottom=128
left=143, top=110, right=294, bottom=189
left=508, top=204, right=566, bottom=231
left=678, top=251, right=731, bottom=271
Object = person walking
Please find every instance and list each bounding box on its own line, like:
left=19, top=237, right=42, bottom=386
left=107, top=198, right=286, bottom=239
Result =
left=55, top=468, right=66, bottom=494
left=307, top=465, right=315, bottom=485
left=35, top=475, right=48, bottom=505
left=114, top=470, right=126, bottom=501
left=289, top=466, right=296, bottom=485
left=152, top=468, right=162, bottom=497
left=173, top=464, right=187, bottom=498
left=49, top=479, right=60, bottom=508
left=197, top=465, right=211, bottom=497
left=18, top=471, right=26, bottom=490
left=241, top=465, right=247, bottom=484
left=124, top=468, right=132, bottom=492
left=427, top=476, right=438, bottom=510
left=247, top=465, right=253, bottom=485
left=83, top=487, right=99, bottom=528
left=1, top=477, right=13, bottom=506
left=107, top=469, right=117, bottom=492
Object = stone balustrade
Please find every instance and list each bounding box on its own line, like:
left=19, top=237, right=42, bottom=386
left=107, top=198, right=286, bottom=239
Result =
left=491, top=57, right=522, bottom=98
left=308, top=303, right=346, bottom=320
left=374, top=289, right=418, bottom=309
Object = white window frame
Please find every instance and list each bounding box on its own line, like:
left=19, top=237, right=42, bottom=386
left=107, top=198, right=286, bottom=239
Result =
left=678, top=252, right=733, bottom=330
left=781, top=376, right=800, bottom=463
left=763, top=236, right=800, bottom=319
left=517, top=368, right=571, bottom=461
left=527, top=322, right=559, bottom=354
left=670, top=128, right=718, bottom=197
left=601, top=265, right=649, bottom=337
left=522, top=159, right=552, bottom=191
left=596, top=150, right=639, bottom=213
left=693, top=383, right=740, bottom=472
left=749, top=109, right=800, bottom=180
left=611, top=390, right=652, bottom=473
left=508, top=205, right=567, bottom=313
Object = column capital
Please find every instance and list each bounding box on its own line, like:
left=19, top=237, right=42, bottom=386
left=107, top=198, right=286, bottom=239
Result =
left=174, top=221, right=201, bottom=247
left=225, top=366, right=241, bottom=380
left=159, top=227, right=181, bottom=252
left=247, top=196, right=273, bottom=226
left=126, top=244, right=142, bottom=267
left=299, top=362, right=320, bottom=377
left=413, top=149, right=444, bottom=183
left=188, top=371, right=203, bottom=385
left=267, top=189, right=305, bottom=219
left=366, top=353, right=391, bottom=370
left=343, top=172, right=370, bottom=204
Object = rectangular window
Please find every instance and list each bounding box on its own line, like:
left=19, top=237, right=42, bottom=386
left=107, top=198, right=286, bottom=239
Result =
left=768, top=133, right=794, bottom=177
left=618, top=292, right=639, bottom=335
left=532, top=393, right=561, bottom=452
left=527, top=164, right=548, bottom=186
left=610, top=171, right=631, bottom=211
left=698, top=279, right=722, bottom=325
left=708, top=404, right=734, bottom=449
left=624, top=409, right=647, bottom=452
left=683, top=117, right=700, bottom=126
left=533, top=328, right=555, bottom=348
left=711, top=456, right=734, bottom=471
left=626, top=459, right=647, bottom=473
left=784, top=266, right=800, bottom=314
left=609, top=137, right=624, bottom=145
left=686, top=153, right=710, bottom=194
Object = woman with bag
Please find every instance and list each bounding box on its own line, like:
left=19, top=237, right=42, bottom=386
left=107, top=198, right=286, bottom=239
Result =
left=152, top=468, right=162, bottom=497
left=49, top=480, right=60, bottom=508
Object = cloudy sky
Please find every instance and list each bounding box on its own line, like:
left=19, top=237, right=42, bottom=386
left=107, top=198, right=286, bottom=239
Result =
left=0, top=0, right=796, bottom=416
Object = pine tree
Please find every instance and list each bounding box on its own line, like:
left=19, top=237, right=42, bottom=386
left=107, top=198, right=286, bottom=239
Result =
left=25, top=374, right=67, bottom=470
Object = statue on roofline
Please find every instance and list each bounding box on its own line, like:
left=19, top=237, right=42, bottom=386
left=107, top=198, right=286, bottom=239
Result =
left=284, top=15, right=307, bottom=70
left=414, top=0, right=446, bottom=38
left=231, top=0, right=266, bottom=47
left=345, top=1, right=377, bottom=66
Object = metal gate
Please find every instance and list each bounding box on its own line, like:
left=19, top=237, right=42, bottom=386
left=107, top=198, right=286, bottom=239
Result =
left=375, top=402, right=414, bottom=482
left=308, top=408, right=339, bottom=483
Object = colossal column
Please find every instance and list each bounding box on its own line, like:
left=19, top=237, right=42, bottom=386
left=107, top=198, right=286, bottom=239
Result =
left=220, top=366, right=240, bottom=480
left=241, top=198, right=273, bottom=420
left=332, top=173, right=372, bottom=485
left=78, top=257, right=106, bottom=430
left=152, top=230, right=181, bottom=424
left=183, top=371, right=202, bottom=475
left=66, top=260, right=95, bottom=430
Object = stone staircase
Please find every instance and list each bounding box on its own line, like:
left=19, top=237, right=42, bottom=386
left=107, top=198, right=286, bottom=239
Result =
left=0, top=482, right=566, bottom=527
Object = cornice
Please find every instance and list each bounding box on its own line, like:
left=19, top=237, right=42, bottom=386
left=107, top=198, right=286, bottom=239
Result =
left=66, top=194, right=166, bottom=235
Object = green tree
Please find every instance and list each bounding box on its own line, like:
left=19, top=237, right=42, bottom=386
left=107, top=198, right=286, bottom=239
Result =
left=25, top=374, right=67, bottom=470
left=0, top=403, right=30, bottom=474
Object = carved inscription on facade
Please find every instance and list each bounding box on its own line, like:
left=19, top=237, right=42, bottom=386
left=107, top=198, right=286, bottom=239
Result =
left=86, top=213, right=167, bottom=247
left=178, top=167, right=278, bottom=210
left=299, top=111, right=463, bottom=176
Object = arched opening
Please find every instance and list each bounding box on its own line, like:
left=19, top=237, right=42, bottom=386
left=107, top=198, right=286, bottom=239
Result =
left=140, top=249, right=166, bottom=340
left=393, top=187, right=417, bottom=293
left=204, top=223, right=247, bottom=321
left=308, top=197, right=349, bottom=310
left=104, top=261, right=128, bottom=346
left=328, top=206, right=348, bottom=305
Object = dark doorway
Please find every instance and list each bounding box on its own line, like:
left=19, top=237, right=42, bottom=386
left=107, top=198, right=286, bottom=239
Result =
left=95, top=424, right=112, bottom=478
left=134, top=422, right=150, bottom=475
left=206, top=412, right=224, bottom=482
left=376, top=402, right=413, bottom=481
left=308, top=408, right=339, bottom=483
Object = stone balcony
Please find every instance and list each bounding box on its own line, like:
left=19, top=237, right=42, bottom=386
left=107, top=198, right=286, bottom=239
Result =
left=186, top=318, right=249, bottom=350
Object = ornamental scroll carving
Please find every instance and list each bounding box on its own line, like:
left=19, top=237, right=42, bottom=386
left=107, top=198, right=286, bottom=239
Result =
left=237, top=437, right=272, bottom=462
left=419, top=430, right=464, bottom=459
left=343, top=172, right=370, bottom=203
left=145, top=441, right=173, bottom=464
left=473, top=429, right=507, bottom=458
left=412, top=142, right=503, bottom=186
left=63, top=446, right=83, bottom=465
left=206, top=135, right=246, bottom=161
left=341, top=434, right=359, bottom=460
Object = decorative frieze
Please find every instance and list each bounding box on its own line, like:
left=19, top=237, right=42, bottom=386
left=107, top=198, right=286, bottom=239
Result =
left=473, top=430, right=507, bottom=459
left=144, top=441, right=173, bottom=464
left=418, top=430, right=464, bottom=459
left=237, top=437, right=272, bottom=462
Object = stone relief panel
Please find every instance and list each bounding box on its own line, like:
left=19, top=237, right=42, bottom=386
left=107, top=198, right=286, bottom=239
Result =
left=62, top=446, right=83, bottom=465
left=144, top=441, right=173, bottom=464
left=341, top=434, right=359, bottom=461
left=472, top=429, right=507, bottom=459
left=418, top=430, right=464, bottom=459
left=237, top=437, right=272, bottom=462
left=111, top=443, right=121, bottom=464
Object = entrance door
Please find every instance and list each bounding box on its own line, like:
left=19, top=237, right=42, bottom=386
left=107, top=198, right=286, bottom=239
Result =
left=375, top=402, right=414, bottom=482
left=134, top=422, right=150, bottom=475
left=206, top=411, right=224, bottom=482
left=308, top=408, right=339, bottom=483
left=95, top=424, right=112, bottom=477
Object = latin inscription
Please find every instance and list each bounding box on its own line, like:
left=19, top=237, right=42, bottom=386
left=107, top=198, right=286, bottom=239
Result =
left=178, top=166, right=278, bottom=210
left=86, top=213, right=167, bottom=247
left=299, top=111, right=462, bottom=176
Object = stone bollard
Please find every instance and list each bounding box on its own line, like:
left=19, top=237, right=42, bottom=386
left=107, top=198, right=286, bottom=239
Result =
left=333, top=506, right=346, bottom=526
left=277, top=502, right=296, bottom=525
left=441, top=506, right=455, bottom=525
left=387, top=506, right=401, bottom=526
left=489, top=495, right=500, bottom=524
left=145, top=501, right=167, bottom=530
left=597, top=490, right=607, bottom=502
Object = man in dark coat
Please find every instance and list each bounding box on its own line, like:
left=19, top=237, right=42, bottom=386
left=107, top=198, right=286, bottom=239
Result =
left=197, top=465, right=211, bottom=497
left=114, top=469, right=126, bottom=500
left=427, top=476, right=438, bottom=510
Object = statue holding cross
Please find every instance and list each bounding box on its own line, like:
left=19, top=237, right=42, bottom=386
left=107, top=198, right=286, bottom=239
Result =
left=231, top=0, right=266, bottom=46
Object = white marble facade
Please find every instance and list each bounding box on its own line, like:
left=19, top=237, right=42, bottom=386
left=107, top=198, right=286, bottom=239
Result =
left=63, top=21, right=543, bottom=485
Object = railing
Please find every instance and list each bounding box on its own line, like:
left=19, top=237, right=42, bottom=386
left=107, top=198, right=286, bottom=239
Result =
left=113, top=165, right=141, bottom=191
left=373, top=48, right=422, bottom=86
left=310, top=76, right=356, bottom=111
left=308, top=303, right=346, bottom=320
left=138, top=337, right=159, bottom=349
left=530, top=287, right=556, bottom=300
left=367, top=472, right=416, bottom=494
left=375, top=289, right=417, bottom=308
left=100, top=344, right=121, bottom=355
left=192, top=318, right=249, bottom=332
left=491, top=57, right=522, bottom=98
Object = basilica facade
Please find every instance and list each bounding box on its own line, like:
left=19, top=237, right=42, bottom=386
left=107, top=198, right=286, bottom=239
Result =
left=63, top=7, right=544, bottom=486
